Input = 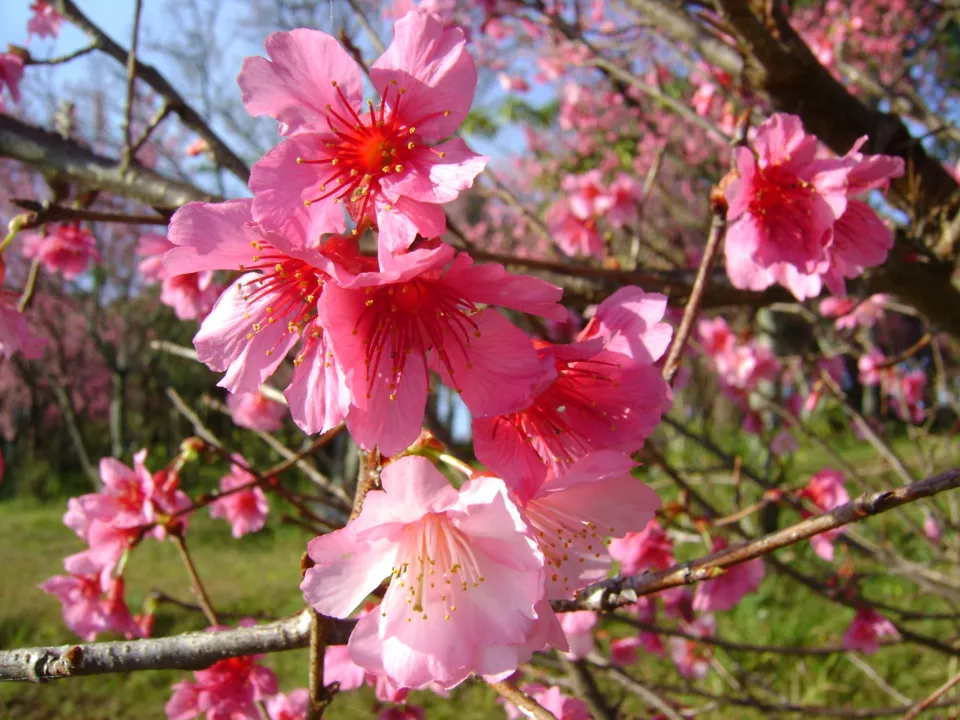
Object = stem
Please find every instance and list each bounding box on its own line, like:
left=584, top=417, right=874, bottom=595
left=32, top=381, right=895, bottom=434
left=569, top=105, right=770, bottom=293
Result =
left=119, top=0, right=144, bottom=172
left=171, top=534, right=219, bottom=627
left=306, top=610, right=331, bottom=720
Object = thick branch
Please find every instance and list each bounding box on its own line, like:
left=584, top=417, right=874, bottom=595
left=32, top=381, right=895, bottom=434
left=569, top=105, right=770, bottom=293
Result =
left=0, top=611, right=354, bottom=683
left=554, top=467, right=960, bottom=613
left=0, top=115, right=218, bottom=208
left=52, top=0, right=251, bottom=183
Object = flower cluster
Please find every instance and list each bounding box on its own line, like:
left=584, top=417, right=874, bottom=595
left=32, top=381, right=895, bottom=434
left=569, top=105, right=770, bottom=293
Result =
left=724, top=113, right=904, bottom=300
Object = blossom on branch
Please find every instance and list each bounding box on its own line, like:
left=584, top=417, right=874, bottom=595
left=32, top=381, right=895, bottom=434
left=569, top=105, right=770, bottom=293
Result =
left=239, top=11, right=487, bottom=256
left=21, top=224, right=99, bottom=280
left=209, top=456, right=269, bottom=538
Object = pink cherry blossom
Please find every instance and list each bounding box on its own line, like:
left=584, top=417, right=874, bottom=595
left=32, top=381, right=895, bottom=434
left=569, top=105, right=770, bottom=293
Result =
left=892, top=368, right=927, bottom=423
left=545, top=198, right=605, bottom=259
left=608, top=519, right=675, bottom=576
left=21, top=224, right=99, bottom=279
left=560, top=610, right=597, bottom=659
left=474, top=287, right=672, bottom=494
left=498, top=73, right=530, bottom=92
left=160, top=272, right=222, bottom=321
left=669, top=615, right=715, bottom=679
left=239, top=12, right=487, bottom=255
left=502, top=451, right=661, bottom=601
left=138, top=234, right=175, bottom=282
left=39, top=558, right=146, bottom=641
left=799, top=469, right=849, bottom=561
left=165, top=650, right=278, bottom=720
left=692, top=539, right=765, bottom=612
left=857, top=348, right=892, bottom=387
left=842, top=608, right=899, bottom=654
left=819, top=294, right=887, bottom=330
left=599, top=173, right=643, bottom=228
left=227, top=390, right=287, bottom=432
left=923, top=511, right=941, bottom=543
left=301, top=455, right=545, bottom=689
left=697, top=316, right=736, bottom=357
left=0, top=53, right=24, bottom=109
left=505, top=684, right=591, bottom=720
left=27, top=2, right=63, bottom=39
left=0, top=289, right=44, bottom=359
left=724, top=114, right=849, bottom=286
left=319, top=241, right=564, bottom=456
left=164, top=199, right=351, bottom=435
left=209, top=456, right=269, bottom=538
left=562, top=170, right=608, bottom=220
left=378, top=706, right=426, bottom=720
left=264, top=689, right=309, bottom=720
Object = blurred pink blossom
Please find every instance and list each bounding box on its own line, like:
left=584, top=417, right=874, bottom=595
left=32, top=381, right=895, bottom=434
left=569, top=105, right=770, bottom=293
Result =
left=227, top=391, right=287, bottom=432
left=692, top=538, right=764, bottom=612
left=27, top=1, right=63, bottom=39
left=608, top=519, right=675, bottom=576
left=504, top=684, right=591, bottom=720
left=209, top=456, right=269, bottom=538
left=842, top=608, right=899, bottom=654
left=264, top=689, right=308, bottom=720
left=21, top=224, right=99, bottom=279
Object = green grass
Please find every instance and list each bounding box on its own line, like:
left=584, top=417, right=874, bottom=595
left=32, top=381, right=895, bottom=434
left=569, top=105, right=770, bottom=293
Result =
left=1, top=425, right=958, bottom=719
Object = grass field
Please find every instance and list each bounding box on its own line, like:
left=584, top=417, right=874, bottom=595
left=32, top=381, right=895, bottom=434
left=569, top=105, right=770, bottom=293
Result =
left=1, top=430, right=958, bottom=719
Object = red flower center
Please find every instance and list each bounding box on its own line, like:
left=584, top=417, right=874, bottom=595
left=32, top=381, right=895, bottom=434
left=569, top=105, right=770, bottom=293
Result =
left=297, top=82, right=450, bottom=224
left=356, top=278, right=479, bottom=401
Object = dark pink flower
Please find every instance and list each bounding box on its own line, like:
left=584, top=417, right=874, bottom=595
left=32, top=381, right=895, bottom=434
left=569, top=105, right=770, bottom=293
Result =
left=725, top=114, right=849, bottom=283
left=608, top=519, right=674, bottom=576
left=474, top=287, right=671, bottom=494
left=27, top=2, right=63, bottom=39
left=0, top=290, right=44, bottom=359
left=378, top=706, right=426, bottom=720
left=545, top=198, right=605, bottom=259
left=0, top=53, right=24, bottom=109
left=319, top=241, right=563, bottom=456
left=240, top=12, right=486, bottom=255
left=692, top=539, right=764, bottom=612
left=21, top=224, right=99, bottom=279
left=227, top=390, right=287, bottom=432
left=842, top=608, right=898, bottom=654
left=264, top=689, right=309, bottom=720
left=697, top=317, right=736, bottom=357
left=164, top=199, right=351, bottom=435
left=165, top=651, right=278, bottom=720
left=800, top=469, right=849, bottom=561
left=209, top=456, right=269, bottom=538
left=301, top=455, right=545, bottom=689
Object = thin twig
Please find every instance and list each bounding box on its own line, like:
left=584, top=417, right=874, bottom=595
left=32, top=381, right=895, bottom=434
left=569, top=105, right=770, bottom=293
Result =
left=662, top=206, right=726, bottom=382
left=120, top=0, right=145, bottom=172
left=12, top=199, right=171, bottom=228
left=488, top=681, right=559, bottom=720
left=903, top=669, right=960, bottom=720
left=171, top=533, right=219, bottom=627
left=25, top=42, right=100, bottom=65
left=130, top=101, right=173, bottom=158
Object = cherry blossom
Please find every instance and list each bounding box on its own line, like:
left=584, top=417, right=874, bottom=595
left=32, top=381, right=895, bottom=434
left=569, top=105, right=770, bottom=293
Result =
left=559, top=610, right=597, bottom=659
left=0, top=53, right=24, bottom=110
left=21, top=224, right=99, bottom=280
left=0, top=289, right=44, bottom=359
left=474, top=286, right=672, bottom=492
left=164, top=199, right=351, bottom=435
left=669, top=614, right=715, bottom=679
left=692, top=539, right=765, bottom=612
left=27, top=2, right=64, bottom=39
left=608, top=519, right=675, bottom=576
left=239, top=11, right=487, bottom=255
left=504, top=684, right=591, bottom=720
left=545, top=198, right=604, bottom=259
left=263, top=690, right=309, bottom=720
left=842, top=608, right=899, bottom=654
left=799, top=469, right=850, bottom=561
left=209, top=456, right=269, bottom=538
left=319, top=240, right=564, bottom=456
left=301, top=455, right=545, bottom=689
left=226, top=390, right=287, bottom=432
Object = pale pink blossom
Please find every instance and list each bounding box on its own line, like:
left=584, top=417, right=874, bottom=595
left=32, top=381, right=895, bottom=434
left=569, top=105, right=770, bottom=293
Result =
left=923, top=511, right=941, bottom=543
left=239, top=13, right=486, bottom=256
left=319, top=241, right=563, bottom=456
left=209, top=456, right=269, bottom=538
left=560, top=611, right=597, bottom=659
left=27, top=2, right=63, bottom=39
left=301, top=455, right=545, bottom=689
left=498, top=73, right=530, bottom=92
left=474, top=287, right=672, bottom=495
left=697, top=316, right=736, bottom=357
left=563, top=170, right=608, bottom=220
left=21, top=224, right=99, bottom=279
left=139, top=232, right=222, bottom=318
left=390, top=0, right=456, bottom=25
left=600, top=173, right=643, bottom=227
left=264, top=689, right=309, bottom=720
left=0, top=53, right=24, bottom=109
left=227, top=391, right=287, bottom=432
left=138, top=234, right=175, bottom=282
left=165, top=648, right=278, bottom=720
left=608, top=520, right=675, bottom=576
left=799, top=468, right=849, bottom=561
left=842, top=608, right=899, bottom=654
left=857, top=348, right=891, bottom=387
left=892, top=368, right=927, bottom=423
left=692, top=539, right=764, bottom=612
left=504, top=684, right=591, bottom=720
left=164, top=199, right=351, bottom=436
